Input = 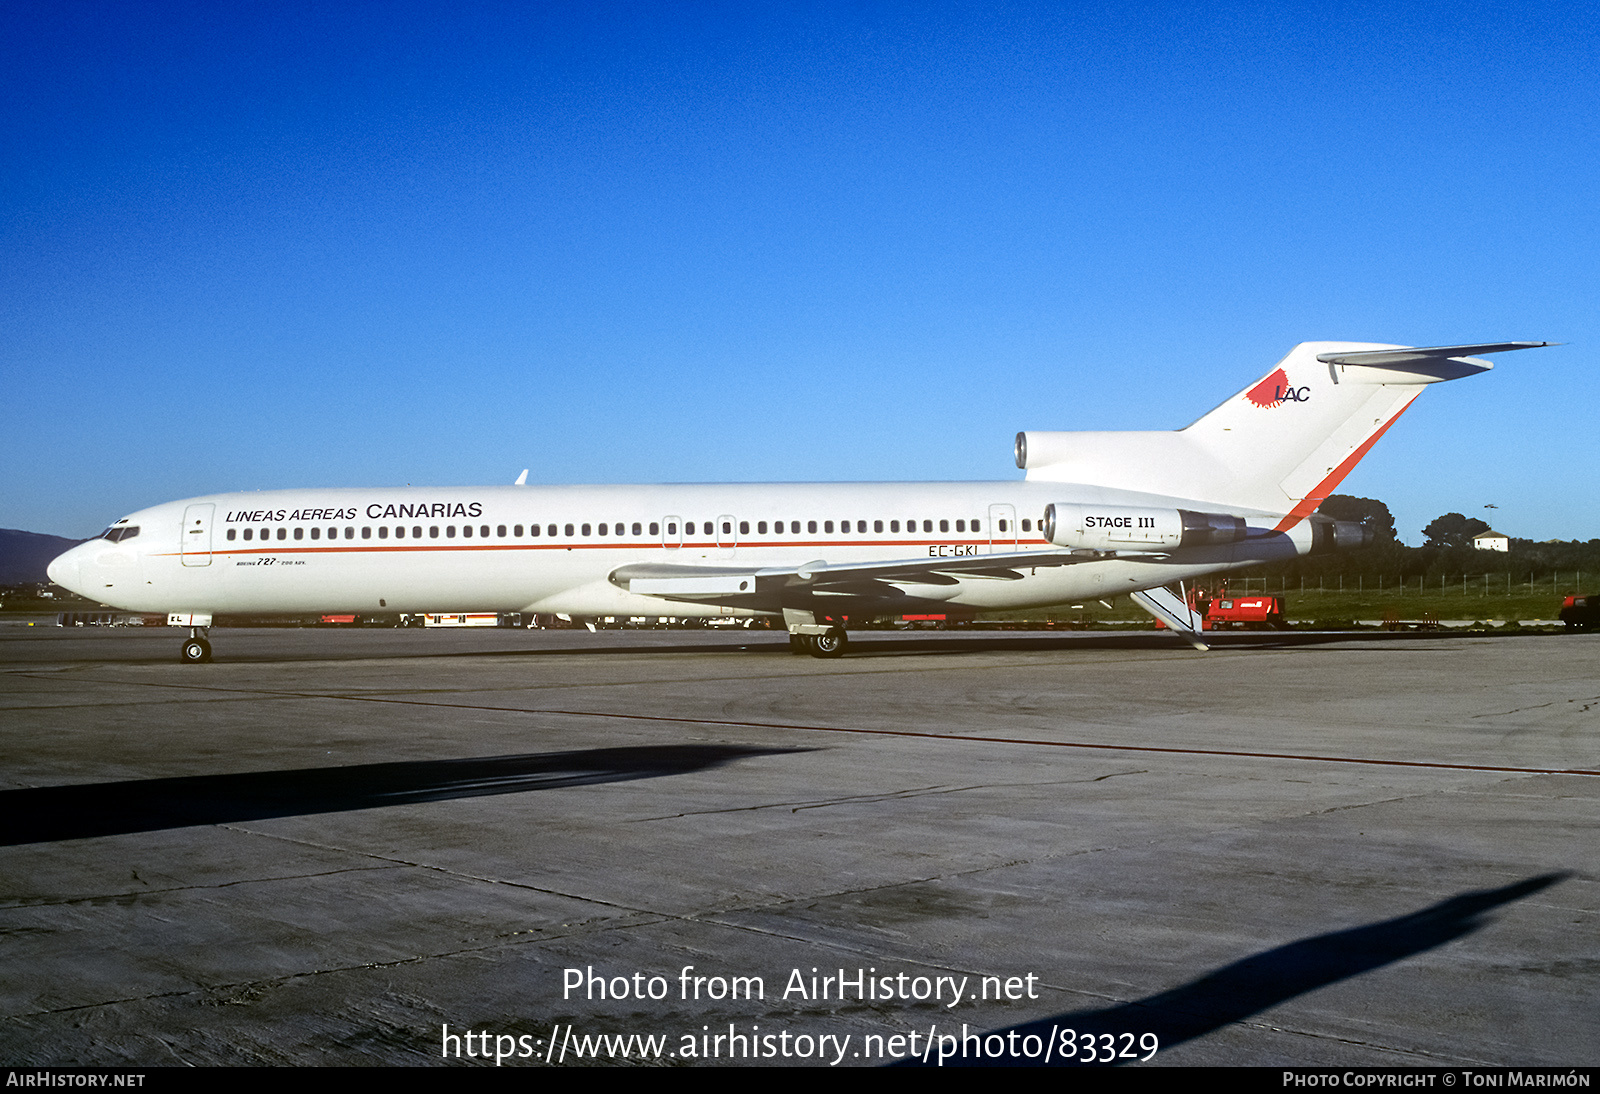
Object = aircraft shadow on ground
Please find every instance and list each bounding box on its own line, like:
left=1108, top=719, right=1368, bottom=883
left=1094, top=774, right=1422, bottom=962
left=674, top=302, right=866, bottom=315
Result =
left=0, top=744, right=806, bottom=845
left=917, top=872, right=1567, bottom=1067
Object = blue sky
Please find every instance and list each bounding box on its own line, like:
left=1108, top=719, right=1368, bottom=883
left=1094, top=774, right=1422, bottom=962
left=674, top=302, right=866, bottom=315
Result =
left=4, top=1, right=1596, bottom=543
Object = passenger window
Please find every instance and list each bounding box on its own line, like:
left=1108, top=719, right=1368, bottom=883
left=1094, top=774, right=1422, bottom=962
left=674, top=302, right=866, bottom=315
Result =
left=999, top=519, right=1008, bottom=532
left=528, top=524, right=538, bottom=537
left=890, top=520, right=899, bottom=533
left=377, top=527, right=387, bottom=540
left=939, top=520, right=949, bottom=533
left=429, top=526, right=439, bottom=538
left=723, top=521, right=732, bottom=535
left=513, top=524, right=522, bottom=537
left=227, top=529, right=237, bottom=541
left=649, top=522, right=659, bottom=535
left=462, top=525, right=472, bottom=538
left=565, top=524, right=575, bottom=537
left=310, top=528, right=320, bottom=540
left=358, top=527, right=370, bottom=539
left=446, top=526, right=456, bottom=538
left=973, top=519, right=981, bottom=532
left=480, top=524, right=489, bottom=538
left=667, top=523, right=677, bottom=535
left=956, top=519, right=965, bottom=533
left=261, top=527, right=269, bottom=540
left=739, top=521, right=748, bottom=535
left=824, top=521, right=833, bottom=534
left=394, top=526, right=403, bottom=539
left=343, top=527, right=353, bottom=539
left=413, top=526, right=422, bottom=538
left=274, top=527, right=284, bottom=540
left=597, top=523, right=608, bottom=536
left=757, top=521, right=767, bottom=534
left=632, top=522, right=642, bottom=536
left=497, top=525, right=506, bottom=537
left=808, top=521, right=817, bottom=534
left=1022, top=519, right=1032, bottom=532
left=581, top=523, right=591, bottom=536
left=923, top=520, right=932, bottom=533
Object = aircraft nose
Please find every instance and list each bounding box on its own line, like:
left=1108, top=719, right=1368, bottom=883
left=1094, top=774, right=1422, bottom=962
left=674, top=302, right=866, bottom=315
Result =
left=47, top=545, right=85, bottom=596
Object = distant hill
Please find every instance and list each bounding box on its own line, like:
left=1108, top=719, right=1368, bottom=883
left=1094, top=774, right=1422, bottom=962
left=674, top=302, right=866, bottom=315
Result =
left=0, top=529, right=87, bottom=584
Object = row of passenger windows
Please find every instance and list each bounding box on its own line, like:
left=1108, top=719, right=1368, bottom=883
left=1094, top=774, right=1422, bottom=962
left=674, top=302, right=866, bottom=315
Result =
left=224, top=517, right=1038, bottom=543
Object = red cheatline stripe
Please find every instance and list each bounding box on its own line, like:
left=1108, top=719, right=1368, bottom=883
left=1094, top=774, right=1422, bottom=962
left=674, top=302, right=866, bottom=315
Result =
left=157, top=538, right=1054, bottom=559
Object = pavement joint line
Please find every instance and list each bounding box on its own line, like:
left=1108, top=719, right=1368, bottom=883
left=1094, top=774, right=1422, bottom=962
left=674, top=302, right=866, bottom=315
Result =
left=12, top=671, right=1596, bottom=778
left=1229, top=1021, right=1494, bottom=1065
left=213, top=824, right=661, bottom=917
left=1472, top=694, right=1600, bottom=719
left=0, top=865, right=407, bottom=910
left=180, top=689, right=1600, bottom=779
left=2, top=862, right=1088, bottom=1023
left=628, top=773, right=1149, bottom=821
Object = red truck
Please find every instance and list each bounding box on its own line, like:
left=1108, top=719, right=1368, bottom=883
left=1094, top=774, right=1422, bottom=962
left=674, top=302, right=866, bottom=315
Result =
left=1155, top=587, right=1289, bottom=630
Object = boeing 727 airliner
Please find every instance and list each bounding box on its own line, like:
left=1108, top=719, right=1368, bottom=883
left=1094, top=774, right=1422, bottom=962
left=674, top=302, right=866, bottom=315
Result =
left=47, top=340, right=1551, bottom=661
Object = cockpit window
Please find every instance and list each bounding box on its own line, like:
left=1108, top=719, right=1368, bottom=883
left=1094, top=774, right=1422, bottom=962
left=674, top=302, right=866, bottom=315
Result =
left=101, top=526, right=140, bottom=543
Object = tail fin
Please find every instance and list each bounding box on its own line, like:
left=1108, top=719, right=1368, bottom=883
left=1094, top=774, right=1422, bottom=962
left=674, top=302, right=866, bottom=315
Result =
left=1018, top=341, right=1550, bottom=525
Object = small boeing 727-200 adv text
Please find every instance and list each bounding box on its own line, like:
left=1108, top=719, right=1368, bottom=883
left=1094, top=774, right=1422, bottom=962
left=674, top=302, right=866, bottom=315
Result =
left=48, top=341, right=1552, bottom=662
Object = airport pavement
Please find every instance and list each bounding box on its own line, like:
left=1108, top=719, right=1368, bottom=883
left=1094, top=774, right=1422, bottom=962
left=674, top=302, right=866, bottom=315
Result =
left=0, top=626, right=1595, bottom=1067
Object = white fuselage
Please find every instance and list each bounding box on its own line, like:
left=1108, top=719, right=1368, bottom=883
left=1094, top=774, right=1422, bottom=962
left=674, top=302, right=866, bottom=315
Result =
left=47, top=480, right=1310, bottom=619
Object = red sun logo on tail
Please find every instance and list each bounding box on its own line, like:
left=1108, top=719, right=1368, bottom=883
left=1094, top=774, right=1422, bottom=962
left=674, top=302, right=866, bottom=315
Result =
left=1246, top=368, right=1290, bottom=408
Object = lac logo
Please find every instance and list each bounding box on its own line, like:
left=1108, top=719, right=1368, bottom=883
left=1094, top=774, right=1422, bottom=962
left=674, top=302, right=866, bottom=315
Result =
left=1245, top=368, right=1310, bottom=408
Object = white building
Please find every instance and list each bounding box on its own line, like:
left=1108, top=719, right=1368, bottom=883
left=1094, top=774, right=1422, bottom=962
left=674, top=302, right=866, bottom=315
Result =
left=1473, top=530, right=1510, bottom=552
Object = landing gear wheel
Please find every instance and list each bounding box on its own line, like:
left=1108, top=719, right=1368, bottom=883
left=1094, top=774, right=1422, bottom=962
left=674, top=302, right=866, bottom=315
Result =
left=789, top=633, right=809, bottom=654
left=807, top=628, right=848, bottom=658
left=180, top=637, right=212, bottom=664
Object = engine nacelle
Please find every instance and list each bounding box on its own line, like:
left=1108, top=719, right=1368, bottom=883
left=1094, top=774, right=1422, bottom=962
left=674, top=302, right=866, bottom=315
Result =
left=1309, top=519, right=1373, bottom=554
left=1042, top=503, right=1247, bottom=551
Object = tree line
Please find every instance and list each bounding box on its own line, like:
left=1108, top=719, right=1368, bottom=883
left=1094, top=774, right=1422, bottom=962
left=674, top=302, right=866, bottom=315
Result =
left=1242, top=496, right=1600, bottom=585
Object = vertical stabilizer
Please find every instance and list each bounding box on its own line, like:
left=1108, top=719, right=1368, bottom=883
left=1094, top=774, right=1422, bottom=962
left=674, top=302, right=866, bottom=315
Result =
left=1018, top=341, right=1548, bottom=527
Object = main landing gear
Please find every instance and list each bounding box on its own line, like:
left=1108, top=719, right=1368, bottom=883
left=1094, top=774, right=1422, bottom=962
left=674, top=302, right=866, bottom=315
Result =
left=180, top=628, right=212, bottom=664
left=788, top=628, right=848, bottom=658
left=784, top=610, right=848, bottom=658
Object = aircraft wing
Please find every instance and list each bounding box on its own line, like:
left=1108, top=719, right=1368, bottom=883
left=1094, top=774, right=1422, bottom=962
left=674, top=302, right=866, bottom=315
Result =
left=609, top=547, right=1164, bottom=602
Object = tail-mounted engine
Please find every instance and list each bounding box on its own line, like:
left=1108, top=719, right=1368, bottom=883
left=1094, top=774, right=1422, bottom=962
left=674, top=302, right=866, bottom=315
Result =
left=1042, top=503, right=1246, bottom=552
left=1308, top=517, right=1373, bottom=554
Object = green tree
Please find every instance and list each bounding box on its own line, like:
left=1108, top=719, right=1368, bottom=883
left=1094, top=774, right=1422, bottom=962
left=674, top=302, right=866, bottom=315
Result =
left=1319, top=495, right=1397, bottom=545
left=1422, top=512, right=1491, bottom=548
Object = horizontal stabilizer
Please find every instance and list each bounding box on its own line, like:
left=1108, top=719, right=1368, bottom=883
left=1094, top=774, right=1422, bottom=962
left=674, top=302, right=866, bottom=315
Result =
left=1315, top=342, right=1554, bottom=368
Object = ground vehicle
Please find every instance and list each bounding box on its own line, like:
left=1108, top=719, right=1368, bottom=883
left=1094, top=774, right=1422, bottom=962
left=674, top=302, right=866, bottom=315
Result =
left=1559, top=594, right=1598, bottom=630
left=1154, top=586, right=1288, bottom=630
left=1204, top=593, right=1288, bottom=630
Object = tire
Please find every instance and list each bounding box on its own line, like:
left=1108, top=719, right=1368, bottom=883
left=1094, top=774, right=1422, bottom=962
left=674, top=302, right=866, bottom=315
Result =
left=180, top=637, right=212, bottom=664
left=789, top=633, right=809, bottom=654
left=808, top=628, right=848, bottom=658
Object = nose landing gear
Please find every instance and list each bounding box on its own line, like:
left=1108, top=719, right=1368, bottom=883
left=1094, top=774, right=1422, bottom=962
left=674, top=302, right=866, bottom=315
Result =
left=180, top=628, right=212, bottom=664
